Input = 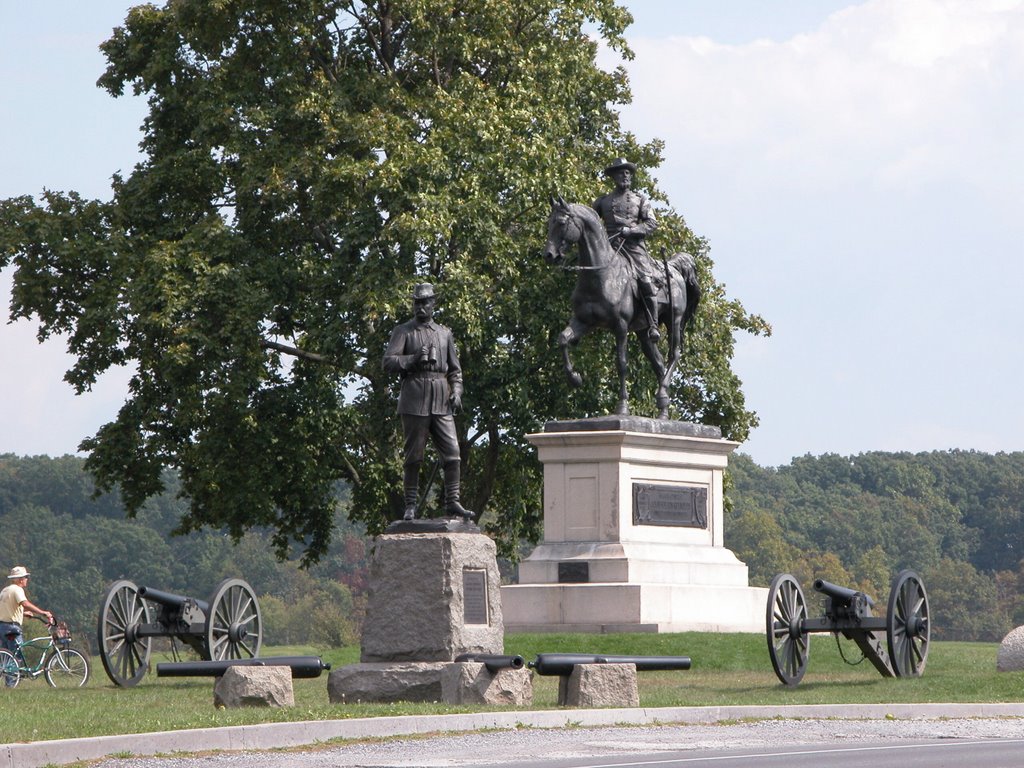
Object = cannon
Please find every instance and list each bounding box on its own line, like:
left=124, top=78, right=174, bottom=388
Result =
left=156, top=655, right=330, bottom=679
left=766, top=569, right=930, bottom=686
left=529, top=653, right=692, bottom=677
left=453, top=653, right=526, bottom=672
left=97, top=578, right=263, bottom=687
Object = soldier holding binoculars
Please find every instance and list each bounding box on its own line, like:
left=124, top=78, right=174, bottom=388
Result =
left=383, top=283, right=473, bottom=522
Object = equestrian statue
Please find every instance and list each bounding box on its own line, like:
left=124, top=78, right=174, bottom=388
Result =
left=543, top=159, right=701, bottom=419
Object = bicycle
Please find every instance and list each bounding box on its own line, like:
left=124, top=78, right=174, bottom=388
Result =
left=1, top=616, right=90, bottom=688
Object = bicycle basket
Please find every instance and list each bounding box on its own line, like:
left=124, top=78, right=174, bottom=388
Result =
left=51, top=622, right=72, bottom=645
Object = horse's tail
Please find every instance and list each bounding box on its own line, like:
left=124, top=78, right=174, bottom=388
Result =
left=669, top=252, right=701, bottom=330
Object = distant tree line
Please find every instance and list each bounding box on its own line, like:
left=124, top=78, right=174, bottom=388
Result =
left=0, top=455, right=369, bottom=652
left=727, top=450, right=1024, bottom=642
left=3, top=449, right=1022, bottom=646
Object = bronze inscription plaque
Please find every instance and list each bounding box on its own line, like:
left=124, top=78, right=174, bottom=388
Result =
left=462, top=568, right=489, bottom=625
left=558, top=562, right=589, bottom=583
left=632, top=483, right=708, bottom=529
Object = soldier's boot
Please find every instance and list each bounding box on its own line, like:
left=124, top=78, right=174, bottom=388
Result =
left=403, top=465, right=420, bottom=520
left=443, top=461, right=475, bottom=522
left=643, top=288, right=661, bottom=342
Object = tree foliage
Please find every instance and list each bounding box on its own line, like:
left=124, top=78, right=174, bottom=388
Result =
left=0, top=1, right=767, bottom=562
left=727, top=450, right=1024, bottom=641
left=0, top=454, right=367, bottom=649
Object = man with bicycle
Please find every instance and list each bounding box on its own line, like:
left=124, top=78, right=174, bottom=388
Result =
left=0, top=566, right=53, bottom=655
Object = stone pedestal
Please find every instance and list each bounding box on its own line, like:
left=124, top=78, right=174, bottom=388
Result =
left=360, top=532, right=504, bottom=662
left=501, top=416, right=767, bottom=633
left=328, top=661, right=449, bottom=703
left=330, top=531, right=508, bottom=703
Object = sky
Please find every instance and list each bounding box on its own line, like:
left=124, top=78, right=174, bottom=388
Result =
left=2, top=1, right=1023, bottom=467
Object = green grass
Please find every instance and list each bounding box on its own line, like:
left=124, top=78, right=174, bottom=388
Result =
left=2, top=634, right=1022, bottom=744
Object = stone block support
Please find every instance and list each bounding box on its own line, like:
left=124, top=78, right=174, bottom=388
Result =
left=213, top=666, right=294, bottom=708
left=440, top=662, right=533, bottom=705
left=557, top=663, right=639, bottom=708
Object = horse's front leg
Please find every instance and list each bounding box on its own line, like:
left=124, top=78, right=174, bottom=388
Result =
left=614, top=327, right=630, bottom=415
left=558, top=319, right=587, bottom=388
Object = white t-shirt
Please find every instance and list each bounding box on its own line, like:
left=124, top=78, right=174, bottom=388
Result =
left=0, top=583, right=27, bottom=624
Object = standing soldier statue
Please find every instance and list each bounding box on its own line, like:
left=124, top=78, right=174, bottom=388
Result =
left=593, top=158, right=661, bottom=341
left=383, top=283, right=474, bottom=523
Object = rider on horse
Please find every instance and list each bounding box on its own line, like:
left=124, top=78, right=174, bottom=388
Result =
left=593, top=158, right=662, bottom=341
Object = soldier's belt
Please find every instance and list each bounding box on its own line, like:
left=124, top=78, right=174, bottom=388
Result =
left=407, top=371, right=447, bottom=379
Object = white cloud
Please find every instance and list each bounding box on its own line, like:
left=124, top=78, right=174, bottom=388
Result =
left=618, top=0, right=1024, bottom=205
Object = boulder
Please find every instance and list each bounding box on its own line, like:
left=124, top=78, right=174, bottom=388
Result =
left=558, top=663, right=639, bottom=707
left=440, top=661, right=533, bottom=705
left=213, top=666, right=294, bottom=708
left=997, top=625, right=1024, bottom=671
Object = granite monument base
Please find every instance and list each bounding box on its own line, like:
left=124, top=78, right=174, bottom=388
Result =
left=360, top=531, right=503, bottom=662
left=330, top=530, right=509, bottom=703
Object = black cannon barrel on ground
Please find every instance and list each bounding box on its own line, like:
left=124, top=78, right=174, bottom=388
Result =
left=156, top=655, right=331, bottom=679
left=528, top=653, right=692, bottom=677
left=453, top=653, right=526, bottom=672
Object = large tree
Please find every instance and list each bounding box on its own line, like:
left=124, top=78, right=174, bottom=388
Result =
left=0, top=0, right=768, bottom=563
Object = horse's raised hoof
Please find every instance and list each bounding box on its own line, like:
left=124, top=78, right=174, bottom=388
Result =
left=567, top=371, right=583, bottom=388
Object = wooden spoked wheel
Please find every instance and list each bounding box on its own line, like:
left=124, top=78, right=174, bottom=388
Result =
left=767, top=573, right=809, bottom=686
left=886, top=569, right=930, bottom=677
left=205, top=578, right=263, bottom=661
left=97, top=580, right=152, bottom=687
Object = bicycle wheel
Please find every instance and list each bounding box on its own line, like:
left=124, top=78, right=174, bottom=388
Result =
left=45, top=648, right=89, bottom=688
left=0, top=649, right=21, bottom=688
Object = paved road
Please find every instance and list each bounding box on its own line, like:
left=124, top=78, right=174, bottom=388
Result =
left=83, top=717, right=1024, bottom=768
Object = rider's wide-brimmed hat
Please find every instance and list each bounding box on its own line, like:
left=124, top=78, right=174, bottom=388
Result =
left=604, top=158, right=637, bottom=176
left=7, top=566, right=29, bottom=579
left=411, top=283, right=436, bottom=300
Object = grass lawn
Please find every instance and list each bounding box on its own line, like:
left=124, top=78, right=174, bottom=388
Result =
left=2, top=633, right=1022, bottom=743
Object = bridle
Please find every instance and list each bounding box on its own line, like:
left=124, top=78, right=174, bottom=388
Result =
left=552, top=206, right=616, bottom=272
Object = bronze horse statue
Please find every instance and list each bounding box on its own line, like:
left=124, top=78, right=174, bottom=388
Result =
left=543, top=196, right=700, bottom=418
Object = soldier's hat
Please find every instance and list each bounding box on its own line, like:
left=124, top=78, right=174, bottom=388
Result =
left=604, top=158, right=637, bottom=176
left=411, top=283, right=436, bottom=300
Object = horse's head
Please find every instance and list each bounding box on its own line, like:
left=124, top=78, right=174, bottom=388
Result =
left=543, top=195, right=582, bottom=266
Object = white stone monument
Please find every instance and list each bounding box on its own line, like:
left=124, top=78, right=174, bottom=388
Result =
left=501, top=416, right=767, bottom=633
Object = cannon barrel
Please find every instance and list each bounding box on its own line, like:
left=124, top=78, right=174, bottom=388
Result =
left=454, top=653, right=526, bottom=672
left=156, top=655, right=330, bottom=679
left=812, top=578, right=868, bottom=607
left=528, top=653, right=691, bottom=677
left=138, top=586, right=210, bottom=615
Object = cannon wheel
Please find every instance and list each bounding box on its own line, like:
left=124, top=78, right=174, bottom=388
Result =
left=205, top=578, right=263, bottom=661
left=766, top=573, right=810, bottom=686
left=97, top=580, right=153, bottom=687
left=886, top=569, right=930, bottom=677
